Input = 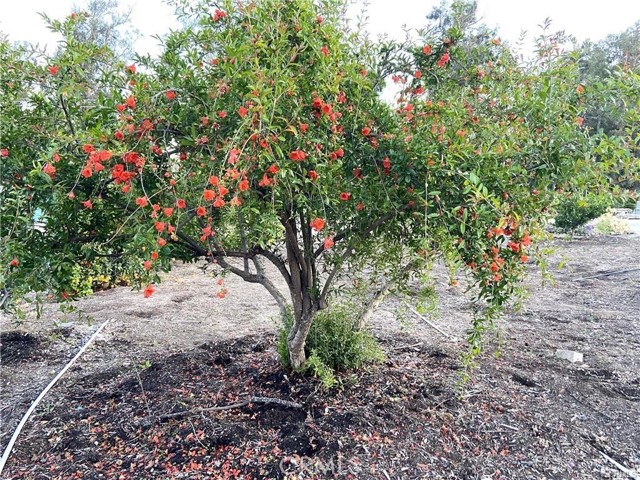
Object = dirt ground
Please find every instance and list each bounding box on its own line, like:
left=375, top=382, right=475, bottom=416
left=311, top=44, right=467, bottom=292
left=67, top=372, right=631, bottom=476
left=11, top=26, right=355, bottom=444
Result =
left=1, top=234, right=639, bottom=479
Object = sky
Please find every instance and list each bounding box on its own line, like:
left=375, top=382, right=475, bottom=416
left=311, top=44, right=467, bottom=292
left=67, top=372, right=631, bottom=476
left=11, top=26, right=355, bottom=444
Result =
left=1, top=0, right=639, bottom=58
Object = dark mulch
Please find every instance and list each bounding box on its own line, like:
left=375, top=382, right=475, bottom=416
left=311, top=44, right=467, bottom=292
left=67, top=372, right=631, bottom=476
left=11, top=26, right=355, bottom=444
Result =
left=3, top=332, right=639, bottom=479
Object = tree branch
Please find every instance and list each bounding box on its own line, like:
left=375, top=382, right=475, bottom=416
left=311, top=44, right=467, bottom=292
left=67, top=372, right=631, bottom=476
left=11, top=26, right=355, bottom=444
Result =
left=59, top=94, right=76, bottom=136
left=314, top=205, right=412, bottom=259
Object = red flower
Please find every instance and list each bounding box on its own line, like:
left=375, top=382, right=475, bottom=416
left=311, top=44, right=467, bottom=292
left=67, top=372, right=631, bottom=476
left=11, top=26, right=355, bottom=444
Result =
left=218, top=110, right=227, bottom=119
left=43, top=163, right=56, bottom=178
left=154, top=221, right=166, bottom=232
left=299, top=123, right=309, bottom=133
left=238, top=106, right=248, bottom=118
left=575, top=117, right=584, bottom=127
left=310, top=218, right=325, bottom=232
left=114, top=130, right=124, bottom=141
left=176, top=199, right=187, bottom=209
left=143, top=261, right=152, bottom=271
left=208, top=175, right=220, bottom=186
left=81, top=166, right=93, bottom=178
left=323, top=236, right=334, bottom=250
left=320, top=45, right=329, bottom=57
left=267, top=164, right=279, bottom=175
left=361, top=126, right=371, bottom=136
left=48, top=65, right=60, bottom=76
left=288, top=150, right=307, bottom=162
left=201, top=225, right=213, bottom=239
left=382, top=157, right=391, bottom=169
left=490, top=262, right=500, bottom=272
left=83, top=144, right=95, bottom=154
left=422, top=45, right=432, bottom=55
left=150, top=251, right=159, bottom=260
left=196, top=206, right=207, bottom=217
left=321, top=103, right=332, bottom=115
left=82, top=199, right=93, bottom=209
left=0, top=148, right=8, bottom=157
left=203, top=189, right=216, bottom=201
left=212, top=9, right=226, bottom=21
left=157, top=237, right=167, bottom=247
left=258, top=174, right=272, bottom=187
left=520, top=255, right=529, bottom=263
left=339, top=192, right=351, bottom=201
left=218, top=185, right=228, bottom=196
left=436, top=52, right=450, bottom=68
left=335, top=148, right=344, bottom=158
left=52, top=153, right=60, bottom=162
left=213, top=197, right=225, bottom=208
left=521, top=232, right=532, bottom=247
left=126, top=64, right=136, bottom=74
left=307, top=170, right=319, bottom=181
left=143, top=285, right=155, bottom=298
left=125, top=95, right=136, bottom=109
left=9, top=258, right=19, bottom=267
left=135, top=196, right=148, bottom=208
left=165, top=90, right=176, bottom=100
left=238, top=179, right=249, bottom=191
left=356, top=202, right=365, bottom=211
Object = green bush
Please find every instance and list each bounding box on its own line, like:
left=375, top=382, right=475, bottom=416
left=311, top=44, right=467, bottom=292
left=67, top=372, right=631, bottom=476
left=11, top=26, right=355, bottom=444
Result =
left=554, top=194, right=610, bottom=232
left=277, top=304, right=384, bottom=384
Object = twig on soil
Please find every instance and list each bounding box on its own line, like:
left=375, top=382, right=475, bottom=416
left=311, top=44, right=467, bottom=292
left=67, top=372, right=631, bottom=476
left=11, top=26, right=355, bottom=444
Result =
left=499, top=423, right=519, bottom=432
left=573, top=268, right=640, bottom=281
left=403, top=303, right=457, bottom=340
left=598, top=451, right=640, bottom=480
left=159, top=396, right=303, bottom=421
left=390, top=342, right=424, bottom=351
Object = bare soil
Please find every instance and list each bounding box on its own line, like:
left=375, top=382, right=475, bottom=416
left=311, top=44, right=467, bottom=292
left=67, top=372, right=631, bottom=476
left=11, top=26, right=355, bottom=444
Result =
left=1, top=234, right=639, bottom=479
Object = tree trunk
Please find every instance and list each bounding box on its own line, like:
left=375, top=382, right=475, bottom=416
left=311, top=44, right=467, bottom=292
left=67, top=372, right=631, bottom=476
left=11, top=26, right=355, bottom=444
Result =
left=357, top=279, right=392, bottom=330
left=287, top=308, right=315, bottom=369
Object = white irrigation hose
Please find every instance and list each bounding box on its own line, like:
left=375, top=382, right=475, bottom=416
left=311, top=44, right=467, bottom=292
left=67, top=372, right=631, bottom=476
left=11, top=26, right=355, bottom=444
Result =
left=0, top=319, right=111, bottom=476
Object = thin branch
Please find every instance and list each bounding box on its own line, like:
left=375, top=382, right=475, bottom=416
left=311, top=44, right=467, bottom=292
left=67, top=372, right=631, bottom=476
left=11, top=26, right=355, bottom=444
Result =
left=59, top=94, right=76, bottom=136
left=257, top=248, right=292, bottom=287
left=314, top=205, right=411, bottom=259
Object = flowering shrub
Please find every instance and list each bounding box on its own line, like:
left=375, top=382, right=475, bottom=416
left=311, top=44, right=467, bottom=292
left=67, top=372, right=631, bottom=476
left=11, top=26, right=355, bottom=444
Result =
left=1, top=0, right=635, bottom=367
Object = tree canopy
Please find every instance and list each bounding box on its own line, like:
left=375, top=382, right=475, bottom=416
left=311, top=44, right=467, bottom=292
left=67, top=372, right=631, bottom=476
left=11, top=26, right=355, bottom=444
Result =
left=1, top=0, right=637, bottom=368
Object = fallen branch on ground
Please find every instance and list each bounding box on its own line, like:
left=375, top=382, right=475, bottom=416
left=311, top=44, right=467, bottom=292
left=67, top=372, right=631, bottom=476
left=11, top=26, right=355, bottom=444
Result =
left=598, top=450, right=640, bottom=480
left=390, top=341, right=424, bottom=351
left=159, top=396, right=303, bottom=421
left=403, top=303, right=457, bottom=340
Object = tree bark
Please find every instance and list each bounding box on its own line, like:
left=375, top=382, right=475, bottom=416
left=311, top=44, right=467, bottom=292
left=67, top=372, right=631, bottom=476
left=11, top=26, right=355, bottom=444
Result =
left=287, top=307, right=316, bottom=369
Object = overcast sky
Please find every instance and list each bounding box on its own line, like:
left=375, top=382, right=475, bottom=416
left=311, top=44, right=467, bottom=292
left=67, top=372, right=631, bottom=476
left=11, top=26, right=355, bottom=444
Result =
left=1, top=0, right=639, bottom=58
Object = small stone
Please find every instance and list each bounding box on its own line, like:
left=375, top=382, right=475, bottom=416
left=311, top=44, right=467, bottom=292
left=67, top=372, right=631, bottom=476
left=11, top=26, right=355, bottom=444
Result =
left=555, top=349, right=583, bottom=363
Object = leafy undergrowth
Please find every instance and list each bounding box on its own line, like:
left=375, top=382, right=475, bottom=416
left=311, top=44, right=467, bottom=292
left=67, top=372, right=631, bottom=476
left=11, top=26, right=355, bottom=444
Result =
left=4, top=335, right=638, bottom=479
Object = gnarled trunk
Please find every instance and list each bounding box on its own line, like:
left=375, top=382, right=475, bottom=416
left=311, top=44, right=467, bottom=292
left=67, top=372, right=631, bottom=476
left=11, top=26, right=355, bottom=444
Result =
left=287, top=308, right=316, bottom=369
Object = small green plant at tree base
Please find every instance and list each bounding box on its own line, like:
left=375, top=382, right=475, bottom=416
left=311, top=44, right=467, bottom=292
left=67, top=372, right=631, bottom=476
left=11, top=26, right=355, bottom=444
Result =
left=278, top=305, right=384, bottom=386
left=553, top=194, right=610, bottom=232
